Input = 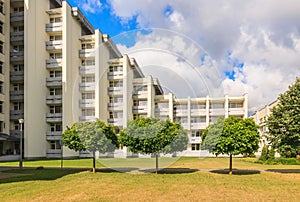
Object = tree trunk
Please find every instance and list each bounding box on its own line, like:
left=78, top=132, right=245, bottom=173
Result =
left=155, top=153, right=158, bottom=174
left=92, top=151, right=96, bottom=173
left=229, top=154, right=232, bottom=175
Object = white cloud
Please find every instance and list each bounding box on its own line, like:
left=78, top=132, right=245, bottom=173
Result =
left=108, top=0, right=300, bottom=112
left=77, top=0, right=102, bottom=14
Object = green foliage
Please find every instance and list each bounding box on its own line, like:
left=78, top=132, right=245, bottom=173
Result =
left=119, top=117, right=188, bottom=154
left=259, top=146, right=269, bottom=161
left=256, top=158, right=300, bottom=165
left=62, top=119, right=118, bottom=153
left=201, top=117, right=260, bottom=156
left=267, top=77, right=300, bottom=157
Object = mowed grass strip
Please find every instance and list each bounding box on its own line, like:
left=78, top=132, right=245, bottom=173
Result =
left=0, top=158, right=300, bottom=201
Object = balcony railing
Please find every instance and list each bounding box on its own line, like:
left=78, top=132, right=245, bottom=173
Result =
left=10, top=31, right=24, bottom=42
left=46, top=40, right=63, bottom=50
left=79, top=82, right=95, bottom=91
left=190, top=123, right=207, bottom=130
left=46, top=22, right=63, bottom=32
left=154, top=108, right=169, bottom=116
left=190, top=109, right=206, bottom=116
left=228, top=108, right=244, bottom=116
left=79, top=99, right=95, bottom=108
left=46, top=95, right=62, bottom=105
left=209, top=108, right=225, bottom=116
left=132, top=91, right=148, bottom=99
left=107, top=118, right=123, bottom=126
left=79, top=116, right=95, bottom=122
left=79, top=65, right=95, bottom=75
left=189, top=136, right=202, bottom=144
left=107, top=103, right=123, bottom=111
left=10, top=12, right=24, bottom=22
left=10, top=110, right=24, bottom=120
left=10, top=90, right=24, bottom=100
left=10, top=51, right=24, bottom=62
left=46, top=131, right=62, bottom=141
left=108, top=87, right=123, bottom=95
left=9, top=130, right=21, bottom=138
left=46, top=77, right=62, bottom=87
left=132, top=106, right=147, bottom=114
left=46, top=59, right=62, bottom=69
left=79, top=49, right=95, bottom=58
left=107, top=71, right=123, bottom=80
left=46, top=113, right=62, bottom=122
left=10, top=71, right=24, bottom=81
left=46, top=149, right=62, bottom=158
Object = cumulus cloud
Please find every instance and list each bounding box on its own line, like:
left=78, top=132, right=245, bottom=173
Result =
left=107, top=0, right=300, bottom=112
left=76, top=0, right=102, bottom=14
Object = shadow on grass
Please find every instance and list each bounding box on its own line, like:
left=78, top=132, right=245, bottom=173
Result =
left=210, top=169, right=261, bottom=175
left=141, top=168, right=199, bottom=174
left=0, top=168, right=83, bottom=184
left=95, top=167, right=139, bottom=173
left=266, top=169, right=300, bottom=174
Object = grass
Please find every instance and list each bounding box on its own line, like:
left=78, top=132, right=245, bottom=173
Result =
left=0, top=157, right=300, bottom=201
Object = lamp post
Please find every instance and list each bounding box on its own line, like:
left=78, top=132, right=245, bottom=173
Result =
left=19, top=118, right=24, bottom=169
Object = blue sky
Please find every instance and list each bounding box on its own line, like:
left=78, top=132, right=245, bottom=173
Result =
left=67, top=0, right=300, bottom=112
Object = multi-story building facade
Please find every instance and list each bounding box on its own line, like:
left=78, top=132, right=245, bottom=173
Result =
left=0, top=0, right=248, bottom=159
left=251, top=100, right=279, bottom=155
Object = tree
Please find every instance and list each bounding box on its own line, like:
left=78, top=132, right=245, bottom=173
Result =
left=62, top=119, right=118, bottom=173
left=267, top=78, right=300, bottom=158
left=119, top=117, right=188, bottom=173
left=201, top=117, right=260, bottom=174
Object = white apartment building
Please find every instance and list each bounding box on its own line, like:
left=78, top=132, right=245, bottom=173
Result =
left=0, top=0, right=248, bottom=159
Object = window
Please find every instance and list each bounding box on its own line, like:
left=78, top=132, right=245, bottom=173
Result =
left=0, top=121, right=3, bottom=132
left=109, top=111, right=122, bottom=119
left=81, top=43, right=94, bottom=49
left=191, top=130, right=201, bottom=137
left=13, top=83, right=24, bottom=91
left=13, top=26, right=24, bottom=32
left=14, top=121, right=19, bottom=130
left=50, top=140, right=61, bottom=150
left=13, top=45, right=24, bottom=52
left=191, top=116, right=206, bottom=123
left=13, top=102, right=23, bottom=110
left=82, top=109, right=95, bottom=116
left=49, top=88, right=62, bottom=96
left=49, top=106, right=62, bottom=114
left=13, top=7, right=24, bottom=13
left=50, top=123, right=62, bottom=132
left=50, top=17, right=62, bottom=23
left=0, top=61, right=3, bottom=74
left=0, top=1, right=3, bottom=14
left=0, top=101, right=3, bottom=113
left=50, top=53, right=62, bottom=59
left=82, top=92, right=95, bottom=99
left=50, top=35, right=62, bottom=41
left=81, top=59, right=95, bottom=66
left=81, top=76, right=95, bottom=83
left=210, top=103, right=224, bottom=109
left=0, top=41, right=3, bottom=54
left=191, top=144, right=200, bottom=151
left=13, top=64, right=24, bottom=72
left=229, top=102, right=243, bottom=108
left=191, top=103, right=206, bottom=109
left=109, top=81, right=123, bottom=87
left=0, top=81, right=3, bottom=94
left=109, top=66, right=123, bottom=72
left=109, top=96, right=123, bottom=103
left=49, top=70, right=62, bottom=77
left=0, top=21, right=3, bottom=34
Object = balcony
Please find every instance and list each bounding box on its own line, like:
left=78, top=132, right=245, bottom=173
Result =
left=10, top=0, right=25, bottom=3
left=9, top=130, right=21, bottom=138
left=174, top=110, right=188, bottom=116
left=229, top=108, right=245, bottom=116
left=132, top=106, right=147, bottom=114
left=46, top=77, right=62, bottom=87
left=46, top=22, right=63, bottom=33
left=108, top=87, right=123, bottom=95
left=209, top=108, right=225, bottom=116
left=46, top=113, right=62, bottom=122
left=189, top=136, right=202, bottom=144
left=10, top=31, right=24, bottom=42
left=10, top=12, right=24, bottom=23
left=132, top=91, right=148, bottom=99
left=10, top=71, right=24, bottom=82
left=107, top=71, right=123, bottom=80
left=10, top=110, right=24, bottom=120
left=46, top=40, right=63, bottom=50
left=10, top=51, right=24, bottom=62
left=79, top=65, right=95, bottom=75
left=154, top=108, right=169, bottom=116
left=46, top=149, right=62, bottom=158
left=79, top=82, right=95, bottom=91
left=46, top=131, right=62, bottom=141
left=46, top=59, right=62, bottom=69
left=107, top=103, right=123, bottom=111
left=191, top=109, right=206, bottom=116
left=190, top=123, right=207, bottom=130
left=79, top=49, right=95, bottom=58
left=79, top=99, right=95, bottom=108
left=46, top=95, right=62, bottom=105
left=107, top=118, right=123, bottom=126
left=10, top=90, right=24, bottom=100
left=79, top=116, right=95, bottom=122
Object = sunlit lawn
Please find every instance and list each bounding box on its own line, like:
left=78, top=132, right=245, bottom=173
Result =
left=1, top=157, right=300, bottom=201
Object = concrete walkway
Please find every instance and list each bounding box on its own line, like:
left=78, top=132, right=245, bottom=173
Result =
left=0, top=155, right=19, bottom=161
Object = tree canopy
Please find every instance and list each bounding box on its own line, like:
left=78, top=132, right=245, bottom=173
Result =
left=267, top=77, right=300, bottom=157
left=201, top=117, right=260, bottom=174
left=119, top=117, right=188, bottom=154
left=62, top=119, right=118, bottom=172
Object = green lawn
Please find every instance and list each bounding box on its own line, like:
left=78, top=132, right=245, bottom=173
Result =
left=1, top=157, right=300, bottom=201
